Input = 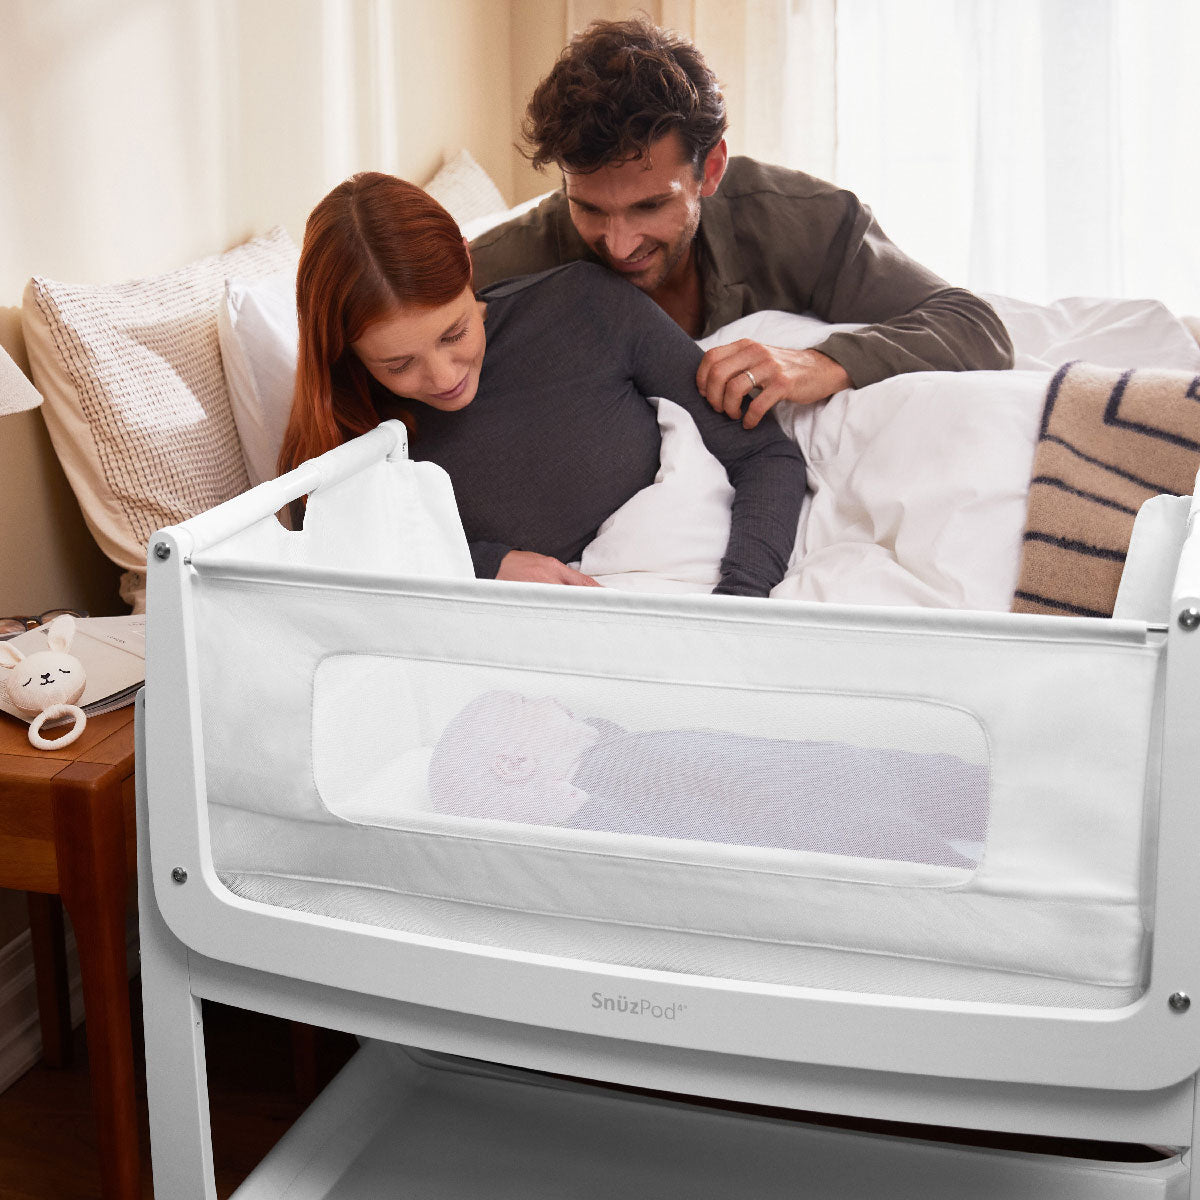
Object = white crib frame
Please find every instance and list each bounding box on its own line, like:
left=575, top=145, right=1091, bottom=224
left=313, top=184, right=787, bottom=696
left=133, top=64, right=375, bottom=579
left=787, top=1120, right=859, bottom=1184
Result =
left=139, top=422, right=1200, bottom=1197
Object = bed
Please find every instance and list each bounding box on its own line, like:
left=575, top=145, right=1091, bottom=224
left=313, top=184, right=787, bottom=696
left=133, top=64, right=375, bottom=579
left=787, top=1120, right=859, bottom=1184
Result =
left=17, top=194, right=1200, bottom=1195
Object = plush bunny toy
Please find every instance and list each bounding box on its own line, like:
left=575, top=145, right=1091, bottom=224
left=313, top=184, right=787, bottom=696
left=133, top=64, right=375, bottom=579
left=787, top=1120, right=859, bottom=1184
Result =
left=0, top=614, right=87, bottom=749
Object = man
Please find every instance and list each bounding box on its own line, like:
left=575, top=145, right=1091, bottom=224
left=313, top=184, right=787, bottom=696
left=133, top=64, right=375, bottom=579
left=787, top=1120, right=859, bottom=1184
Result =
left=470, top=17, right=1014, bottom=430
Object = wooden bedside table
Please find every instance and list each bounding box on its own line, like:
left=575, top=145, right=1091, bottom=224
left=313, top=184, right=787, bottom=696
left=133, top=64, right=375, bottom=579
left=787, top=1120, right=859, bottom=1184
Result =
left=0, top=703, right=140, bottom=1200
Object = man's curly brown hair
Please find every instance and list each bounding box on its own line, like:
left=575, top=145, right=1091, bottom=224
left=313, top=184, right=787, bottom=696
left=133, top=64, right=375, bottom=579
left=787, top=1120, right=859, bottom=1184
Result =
left=521, top=17, right=728, bottom=177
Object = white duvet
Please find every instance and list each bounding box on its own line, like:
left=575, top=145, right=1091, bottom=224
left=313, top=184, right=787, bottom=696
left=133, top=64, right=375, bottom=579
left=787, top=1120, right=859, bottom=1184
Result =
left=579, top=298, right=1200, bottom=610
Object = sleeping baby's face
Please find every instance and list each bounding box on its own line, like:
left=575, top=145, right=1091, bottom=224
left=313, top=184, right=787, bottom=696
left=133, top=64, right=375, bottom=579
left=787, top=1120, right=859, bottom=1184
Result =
left=496, top=694, right=600, bottom=784
left=428, top=691, right=600, bottom=826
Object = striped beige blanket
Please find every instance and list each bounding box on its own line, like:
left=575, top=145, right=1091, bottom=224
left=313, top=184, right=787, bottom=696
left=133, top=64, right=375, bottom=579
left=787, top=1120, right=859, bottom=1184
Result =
left=1012, top=360, right=1200, bottom=617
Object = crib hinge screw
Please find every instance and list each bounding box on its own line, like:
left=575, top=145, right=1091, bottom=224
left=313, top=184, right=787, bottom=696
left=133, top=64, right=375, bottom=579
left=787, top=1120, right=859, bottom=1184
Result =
left=153, top=542, right=171, bottom=561
left=1179, top=608, right=1200, bottom=631
left=1169, top=992, right=1191, bottom=1013
left=171, top=867, right=188, bottom=884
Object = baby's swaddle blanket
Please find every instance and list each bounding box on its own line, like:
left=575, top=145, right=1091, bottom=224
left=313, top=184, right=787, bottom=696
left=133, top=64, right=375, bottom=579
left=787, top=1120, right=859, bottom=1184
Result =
left=427, top=691, right=988, bottom=868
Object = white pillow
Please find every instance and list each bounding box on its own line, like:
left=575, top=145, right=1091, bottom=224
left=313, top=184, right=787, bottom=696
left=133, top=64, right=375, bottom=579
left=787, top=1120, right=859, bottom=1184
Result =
left=424, top=148, right=508, bottom=228
left=773, top=369, right=1048, bottom=611
left=698, top=309, right=865, bottom=355
left=984, top=293, right=1200, bottom=372
left=579, top=398, right=732, bottom=591
left=218, top=267, right=300, bottom=485
left=460, top=190, right=555, bottom=243
left=709, top=296, right=1200, bottom=373
left=22, top=226, right=300, bottom=610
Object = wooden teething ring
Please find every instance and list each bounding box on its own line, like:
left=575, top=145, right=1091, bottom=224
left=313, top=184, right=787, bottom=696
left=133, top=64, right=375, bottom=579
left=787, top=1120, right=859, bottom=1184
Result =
left=28, top=704, right=87, bottom=751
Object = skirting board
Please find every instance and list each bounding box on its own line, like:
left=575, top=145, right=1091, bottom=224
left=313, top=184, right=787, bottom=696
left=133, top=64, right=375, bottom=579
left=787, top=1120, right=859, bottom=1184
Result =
left=0, top=912, right=139, bottom=1095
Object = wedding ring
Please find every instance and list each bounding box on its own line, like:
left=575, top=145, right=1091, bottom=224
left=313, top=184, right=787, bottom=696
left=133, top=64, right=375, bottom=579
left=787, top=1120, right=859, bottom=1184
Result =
left=743, top=369, right=758, bottom=390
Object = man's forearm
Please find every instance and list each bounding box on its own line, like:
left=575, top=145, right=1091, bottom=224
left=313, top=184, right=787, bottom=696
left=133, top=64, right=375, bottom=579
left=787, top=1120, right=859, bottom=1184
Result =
left=815, top=288, right=1014, bottom=389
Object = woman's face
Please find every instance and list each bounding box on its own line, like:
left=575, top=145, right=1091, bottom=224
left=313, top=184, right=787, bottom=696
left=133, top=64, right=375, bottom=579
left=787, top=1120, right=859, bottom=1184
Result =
left=351, top=287, right=486, bottom=412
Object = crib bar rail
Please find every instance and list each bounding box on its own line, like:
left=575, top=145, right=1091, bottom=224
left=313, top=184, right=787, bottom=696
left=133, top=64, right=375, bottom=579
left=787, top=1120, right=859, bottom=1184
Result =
left=178, top=419, right=408, bottom=557
left=1175, top=465, right=1200, bottom=610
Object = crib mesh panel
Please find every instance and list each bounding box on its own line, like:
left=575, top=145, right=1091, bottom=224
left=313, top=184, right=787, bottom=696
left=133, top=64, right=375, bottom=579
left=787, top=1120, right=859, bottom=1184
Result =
left=311, top=659, right=990, bottom=870
left=191, top=567, right=1162, bottom=1007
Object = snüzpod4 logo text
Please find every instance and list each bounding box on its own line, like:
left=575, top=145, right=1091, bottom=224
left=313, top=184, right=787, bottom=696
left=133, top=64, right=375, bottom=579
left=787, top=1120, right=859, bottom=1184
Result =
left=591, top=991, right=685, bottom=1020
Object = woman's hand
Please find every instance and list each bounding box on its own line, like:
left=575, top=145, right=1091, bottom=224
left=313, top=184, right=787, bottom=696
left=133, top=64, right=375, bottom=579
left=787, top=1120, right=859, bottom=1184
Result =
left=497, top=550, right=602, bottom=587
left=697, top=339, right=851, bottom=429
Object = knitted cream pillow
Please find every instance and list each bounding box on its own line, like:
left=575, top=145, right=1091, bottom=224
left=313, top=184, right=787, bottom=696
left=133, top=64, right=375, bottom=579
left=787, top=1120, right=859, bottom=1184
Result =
left=424, top=148, right=507, bottom=226
left=22, top=227, right=299, bottom=611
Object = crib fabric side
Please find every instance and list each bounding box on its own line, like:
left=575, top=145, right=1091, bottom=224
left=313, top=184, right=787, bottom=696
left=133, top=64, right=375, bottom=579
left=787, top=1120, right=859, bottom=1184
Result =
left=178, top=436, right=1165, bottom=1019
left=145, top=430, right=1200, bottom=1099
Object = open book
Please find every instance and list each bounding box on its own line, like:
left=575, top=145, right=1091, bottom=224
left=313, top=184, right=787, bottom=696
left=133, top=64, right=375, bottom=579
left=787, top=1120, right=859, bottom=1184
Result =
left=0, top=615, right=145, bottom=724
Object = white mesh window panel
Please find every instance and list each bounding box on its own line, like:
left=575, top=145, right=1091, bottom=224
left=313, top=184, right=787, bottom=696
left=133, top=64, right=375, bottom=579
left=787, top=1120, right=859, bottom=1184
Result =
left=311, top=657, right=990, bottom=872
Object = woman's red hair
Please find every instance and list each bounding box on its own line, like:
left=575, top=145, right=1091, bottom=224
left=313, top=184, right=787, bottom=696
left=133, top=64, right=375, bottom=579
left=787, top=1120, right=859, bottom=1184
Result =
left=277, top=172, right=471, bottom=475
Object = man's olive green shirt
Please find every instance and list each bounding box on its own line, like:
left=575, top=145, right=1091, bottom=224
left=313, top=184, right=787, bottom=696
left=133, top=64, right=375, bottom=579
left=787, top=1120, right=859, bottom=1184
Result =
left=470, top=157, right=1014, bottom=388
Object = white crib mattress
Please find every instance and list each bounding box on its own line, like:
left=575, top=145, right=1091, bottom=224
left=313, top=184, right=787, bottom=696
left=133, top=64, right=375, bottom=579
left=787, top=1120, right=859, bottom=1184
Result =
left=212, top=799, right=1144, bottom=1010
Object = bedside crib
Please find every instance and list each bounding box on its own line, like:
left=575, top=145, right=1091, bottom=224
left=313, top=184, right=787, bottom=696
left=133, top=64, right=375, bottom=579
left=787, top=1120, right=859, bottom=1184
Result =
left=139, top=418, right=1200, bottom=1198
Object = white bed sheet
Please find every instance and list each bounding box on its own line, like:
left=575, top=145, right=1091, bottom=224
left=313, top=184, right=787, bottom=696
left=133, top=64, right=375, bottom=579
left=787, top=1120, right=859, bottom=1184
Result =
left=579, top=300, right=1200, bottom=609
left=215, top=266, right=1200, bottom=610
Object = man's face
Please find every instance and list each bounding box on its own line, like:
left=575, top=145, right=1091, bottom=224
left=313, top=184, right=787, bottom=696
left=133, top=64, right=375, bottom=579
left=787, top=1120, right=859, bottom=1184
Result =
left=562, top=132, right=727, bottom=294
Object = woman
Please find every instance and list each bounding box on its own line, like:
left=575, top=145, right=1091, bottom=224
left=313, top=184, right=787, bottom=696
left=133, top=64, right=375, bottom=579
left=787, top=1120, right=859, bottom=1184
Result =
left=279, top=172, right=805, bottom=596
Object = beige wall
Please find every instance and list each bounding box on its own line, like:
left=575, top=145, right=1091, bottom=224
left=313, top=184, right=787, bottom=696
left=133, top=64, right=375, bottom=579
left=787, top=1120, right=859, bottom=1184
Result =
left=0, top=1, right=229, bottom=298
left=0, top=0, right=520, bottom=302
left=510, top=0, right=569, bottom=201
left=222, top=0, right=516, bottom=252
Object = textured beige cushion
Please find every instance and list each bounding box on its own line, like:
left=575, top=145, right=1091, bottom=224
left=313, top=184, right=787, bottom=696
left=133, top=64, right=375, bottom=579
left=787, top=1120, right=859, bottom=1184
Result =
left=22, top=228, right=299, bottom=610
left=424, top=148, right=507, bottom=226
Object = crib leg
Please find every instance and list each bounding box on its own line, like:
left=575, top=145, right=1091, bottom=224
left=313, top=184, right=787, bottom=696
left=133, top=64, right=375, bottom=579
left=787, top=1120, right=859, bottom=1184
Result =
left=136, top=704, right=218, bottom=1200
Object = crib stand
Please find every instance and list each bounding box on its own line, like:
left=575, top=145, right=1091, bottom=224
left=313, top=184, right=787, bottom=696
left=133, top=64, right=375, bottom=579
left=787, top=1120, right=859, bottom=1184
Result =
left=139, top=420, right=1200, bottom=1198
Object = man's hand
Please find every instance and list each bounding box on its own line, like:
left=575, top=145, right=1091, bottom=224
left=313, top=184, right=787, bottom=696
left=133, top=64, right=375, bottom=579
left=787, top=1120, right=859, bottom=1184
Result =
left=697, top=339, right=852, bottom=428
left=497, top=550, right=602, bottom=587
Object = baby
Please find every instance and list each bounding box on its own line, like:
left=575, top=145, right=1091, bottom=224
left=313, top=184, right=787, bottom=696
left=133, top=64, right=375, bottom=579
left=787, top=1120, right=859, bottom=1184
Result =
left=427, top=691, right=987, bottom=869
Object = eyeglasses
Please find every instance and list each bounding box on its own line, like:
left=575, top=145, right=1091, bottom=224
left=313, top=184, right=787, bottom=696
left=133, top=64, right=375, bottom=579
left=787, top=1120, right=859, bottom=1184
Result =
left=0, top=609, right=88, bottom=641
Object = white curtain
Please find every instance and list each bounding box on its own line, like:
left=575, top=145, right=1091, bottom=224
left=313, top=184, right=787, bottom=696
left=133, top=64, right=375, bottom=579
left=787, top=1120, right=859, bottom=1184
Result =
left=828, top=0, right=1200, bottom=310
left=555, top=0, right=1198, bottom=311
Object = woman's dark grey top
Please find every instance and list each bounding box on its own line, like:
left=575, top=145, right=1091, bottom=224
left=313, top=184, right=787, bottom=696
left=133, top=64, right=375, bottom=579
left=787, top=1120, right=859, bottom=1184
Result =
left=398, top=262, right=806, bottom=598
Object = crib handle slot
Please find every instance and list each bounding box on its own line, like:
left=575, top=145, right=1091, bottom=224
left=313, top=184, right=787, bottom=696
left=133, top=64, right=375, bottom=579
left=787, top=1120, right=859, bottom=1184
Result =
left=177, top=420, right=409, bottom=556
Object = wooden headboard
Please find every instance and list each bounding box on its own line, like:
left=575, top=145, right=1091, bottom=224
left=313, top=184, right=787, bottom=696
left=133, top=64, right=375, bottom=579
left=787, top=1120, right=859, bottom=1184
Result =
left=0, top=305, right=123, bottom=618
